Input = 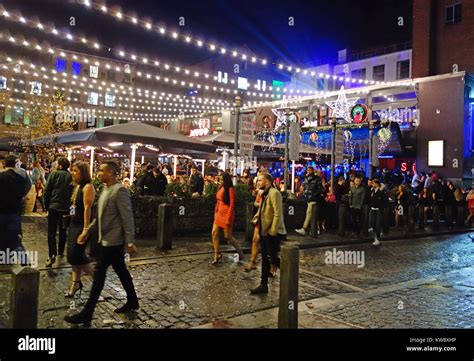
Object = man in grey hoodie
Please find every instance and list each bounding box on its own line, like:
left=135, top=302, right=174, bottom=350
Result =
left=349, top=175, right=366, bottom=238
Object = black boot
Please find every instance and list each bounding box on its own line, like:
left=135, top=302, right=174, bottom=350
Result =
left=64, top=309, right=93, bottom=325
left=250, top=284, right=268, bottom=295
left=114, top=300, right=139, bottom=313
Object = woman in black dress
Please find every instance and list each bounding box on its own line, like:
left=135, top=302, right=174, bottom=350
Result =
left=65, top=161, right=96, bottom=297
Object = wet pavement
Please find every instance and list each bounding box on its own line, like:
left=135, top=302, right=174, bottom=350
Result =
left=0, top=215, right=473, bottom=329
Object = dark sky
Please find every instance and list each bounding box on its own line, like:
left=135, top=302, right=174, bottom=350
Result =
left=2, top=0, right=413, bottom=69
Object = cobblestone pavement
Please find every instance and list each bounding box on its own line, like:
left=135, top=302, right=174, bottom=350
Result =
left=1, top=220, right=473, bottom=329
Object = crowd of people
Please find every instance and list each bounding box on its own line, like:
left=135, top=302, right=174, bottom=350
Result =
left=1, top=152, right=474, bottom=325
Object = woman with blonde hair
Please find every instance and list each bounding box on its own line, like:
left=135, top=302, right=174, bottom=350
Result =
left=65, top=161, right=96, bottom=298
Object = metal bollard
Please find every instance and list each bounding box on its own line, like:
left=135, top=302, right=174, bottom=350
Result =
left=157, top=203, right=173, bottom=250
left=383, top=204, right=391, bottom=234
left=457, top=205, right=465, bottom=228
left=432, top=204, right=440, bottom=230
left=418, top=205, right=425, bottom=230
left=407, top=205, right=415, bottom=233
left=337, top=202, right=346, bottom=237
left=10, top=267, right=40, bottom=329
left=445, top=204, right=453, bottom=229
left=278, top=245, right=299, bottom=329
left=309, top=203, right=318, bottom=238
left=361, top=204, right=369, bottom=236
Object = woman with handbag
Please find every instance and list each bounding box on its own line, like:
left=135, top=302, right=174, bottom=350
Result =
left=65, top=161, right=96, bottom=298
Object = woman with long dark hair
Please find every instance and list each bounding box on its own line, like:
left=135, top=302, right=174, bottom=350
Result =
left=65, top=161, right=96, bottom=297
left=211, top=172, right=244, bottom=265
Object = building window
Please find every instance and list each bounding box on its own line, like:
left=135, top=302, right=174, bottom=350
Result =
left=87, top=91, right=99, bottom=105
left=56, top=58, right=67, bottom=72
left=105, top=92, right=116, bottom=107
left=89, top=65, right=99, bottom=79
left=122, top=72, right=131, bottom=84
left=104, top=117, right=114, bottom=127
left=316, top=78, right=325, bottom=91
left=12, top=77, right=26, bottom=99
left=396, top=60, right=410, bottom=79
left=11, top=104, right=25, bottom=125
left=373, top=65, right=385, bottom=81
left=106, top=70, right=116, bottom=82
left=351, top=68, right=366, bottom=79
left=30, top=81, right=42, bottom=95
left=0, top=76, right=7, bottom=89
left=446, top=3, right=462, bottom=25
left=119, top=118, right=128, bottom=124
left=72, top=62, right=82, bottom=76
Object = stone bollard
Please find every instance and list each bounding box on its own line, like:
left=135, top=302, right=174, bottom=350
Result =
left=337, top=202, right=346, bottom=237
left=157, top=203, right=173, bottom=250
left=407, top=205, right=415, bottom=233
left=10, top=267, right=40, bottom=329
left=361, top=204, right=370, bottom=236
left=245, top=201, right=254, bottom=243
left=445, top=204, right=453, bottom=229
left=418, top=205, right=425, bottom=230
left=432, top=204, right=440, bottom=230
left=278, top=245, right=299, bottom=329
left=309, top=203, right=318, bottom=238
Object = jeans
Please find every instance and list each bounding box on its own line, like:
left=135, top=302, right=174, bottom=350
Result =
left=83, top=245, right=138, bottom=315
left=0, top=213, right=22, bottom=252
left=369, top=209, right=383, bottom=238
left=303, top=201, right=317, bottom=229
left=47, top=209, right=68, bottom=258
left=259, top=233, right=282, bottom=286
left=351, top=208, right=362, bottom=235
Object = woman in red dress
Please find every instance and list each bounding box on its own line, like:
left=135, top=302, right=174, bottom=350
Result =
left=211, top=172, right=244, bottom=265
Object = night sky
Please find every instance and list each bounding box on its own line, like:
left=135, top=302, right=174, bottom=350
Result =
left=1, top=0, right=413, bottom=70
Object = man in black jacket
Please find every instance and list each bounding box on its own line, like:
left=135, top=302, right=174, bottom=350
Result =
left=43, top=157, right=72, bottom=267
left=152, top=166, right=168, bottom=196
left=0, top=155, right=29, bottom=255
left=136, top=164, right=155, bottom=196
left=369, top=179, right=387, bottom=246
left=189, top=165, right=204, bottom=195
left=296, top=166, right=323, bottom=236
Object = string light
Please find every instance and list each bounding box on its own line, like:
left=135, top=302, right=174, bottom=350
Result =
left=0, top=8, right=402, bottom=94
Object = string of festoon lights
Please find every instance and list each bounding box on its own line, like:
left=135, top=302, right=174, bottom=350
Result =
left=4, top=96, right=208, bottom=123
left=0, top=56, right=233, bottom=107
left=0, top=4, right=398, bottom=93
left=0, top=30, right=277, bottom=100
left=0, top=55, right=336, bottom=111
left=72, top=0, right=413, bottom=81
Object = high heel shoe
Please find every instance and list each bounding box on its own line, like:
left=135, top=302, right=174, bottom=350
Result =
left=211, top=253, right=223, bottom=265
left=244, top=260, right=257, bottom=272
left=65, top=280, right=83, bottom=298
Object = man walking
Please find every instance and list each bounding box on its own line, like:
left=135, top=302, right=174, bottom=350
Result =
left=369, top=179, right=387, bottom=246
left=296, top=166, right=322, bottom=235
left=64, top=161, right=138, bottom=325
left=349, top=175, right=366, bottom=238
left=0, top=155, right=29, bottom=256
left=43, top=157, right=72, bottom=267
left=250, top=173, right=286, bottom=295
